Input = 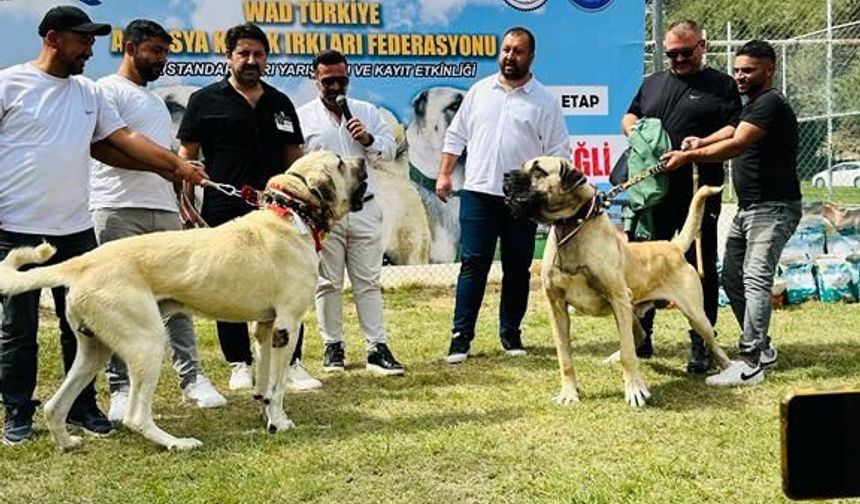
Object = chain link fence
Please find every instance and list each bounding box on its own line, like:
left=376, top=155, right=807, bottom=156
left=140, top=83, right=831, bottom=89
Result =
left=646, top=0, right=860, bottom=203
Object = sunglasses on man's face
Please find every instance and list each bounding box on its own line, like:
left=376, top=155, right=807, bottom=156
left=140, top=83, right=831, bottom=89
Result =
left=320, top=76, right=349, bottom=87
left=665, top=41, right=702, bottom=60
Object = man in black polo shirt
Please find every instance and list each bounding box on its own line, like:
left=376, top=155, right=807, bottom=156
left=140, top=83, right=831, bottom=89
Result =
left=662, top=40, right=802, bottom=387
left=177, top=23, right=321, bottom=392
left=622, top=19, right=741, bottom=373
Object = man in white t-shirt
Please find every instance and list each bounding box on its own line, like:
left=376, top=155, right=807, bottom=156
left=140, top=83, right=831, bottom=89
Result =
left=0, top=6, right=207, bottom=445
left=90, top=19, right=227, bottom=423
left=297, top=50, right=404, bottom=376
left=435, top=27, right=570, bottom=364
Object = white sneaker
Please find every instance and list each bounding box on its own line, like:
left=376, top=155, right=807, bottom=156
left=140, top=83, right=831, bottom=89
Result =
left=228, top=362, right=254, bottom=390
left=107, top=390, right=128, bottom=423
left=287, top=360, right=322, bottom=392
left=759, top=347, right=778, bottom=368
left=182, top=375, right=227, bottom=408
left=705, top=360, right=764, bottom=387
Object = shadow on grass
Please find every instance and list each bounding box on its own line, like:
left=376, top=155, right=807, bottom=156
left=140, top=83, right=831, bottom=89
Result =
left=56, top=337, right=860, bottom=454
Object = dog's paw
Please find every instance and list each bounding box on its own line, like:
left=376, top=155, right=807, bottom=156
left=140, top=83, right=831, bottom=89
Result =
left=623, top=379, right=651, bottom=408
left=57, top=435, right=82, bottom=451
left=267, top=417, right=296, bottom=433
left=168, top=437, right=203, bottom=451
left=551, top=389, right=580, bottom=406
left=602, top=351, right=621, bottom=365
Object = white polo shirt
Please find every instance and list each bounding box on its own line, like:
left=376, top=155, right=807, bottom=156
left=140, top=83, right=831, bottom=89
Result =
left=90, top=74, right=177, bottom=212
left=296, top=96, right=396, bottom=196
left=0, top=63, right=125, bottom=235
left=443, top=73, right=570, bottom=196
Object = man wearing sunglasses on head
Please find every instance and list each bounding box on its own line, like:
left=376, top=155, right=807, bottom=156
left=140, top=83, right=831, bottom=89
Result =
left=621, top=20, right=741, bottom=374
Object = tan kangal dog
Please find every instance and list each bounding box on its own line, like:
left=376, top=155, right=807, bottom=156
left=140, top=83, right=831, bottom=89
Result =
left=0, top=151, right=367, bottom=451
left=503, top=156, right=730, bottom=408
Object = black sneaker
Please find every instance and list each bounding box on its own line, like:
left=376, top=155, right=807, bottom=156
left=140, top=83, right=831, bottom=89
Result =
left=67, top=405, right=113, bottom=437
left=3, top=400, right=39, bottom=446
left=686, top=332, right=713, bottom=375
left=500, top=332, right=527, bottom=357
left=636, top=334, right=653, bottom=359
left=446, top=332, right=471, bottom=364
left=323, top=341, right=346, bottom=372
left=366, top=343, right=404, bottom=376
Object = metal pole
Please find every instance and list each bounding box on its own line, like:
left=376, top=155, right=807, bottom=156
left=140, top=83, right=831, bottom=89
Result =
left=726, top=21, right=735, bottom=200
left=826, top=0, right=834, bottom=199
left=781, top=44, right=788, bottom=95
left=652, top=0, right=664, bottom=73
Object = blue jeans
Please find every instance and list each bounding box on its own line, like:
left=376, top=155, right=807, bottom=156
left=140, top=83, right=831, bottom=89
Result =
left=723, top=201, right=801, bottom=361
left=452, top=190, right=537, bottom=342
left=0, top=229, right=99, bottom=410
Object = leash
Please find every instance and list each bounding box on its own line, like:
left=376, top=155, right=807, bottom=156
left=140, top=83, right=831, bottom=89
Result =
left=551, top=161, right=665, bottom=247
left=598, top=161, right=666, bottom=208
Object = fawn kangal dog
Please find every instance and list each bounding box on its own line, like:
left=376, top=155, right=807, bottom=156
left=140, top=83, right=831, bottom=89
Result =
left=0, top=151, right=367, bottom=450
left=503, top=156, right=730, bottom=408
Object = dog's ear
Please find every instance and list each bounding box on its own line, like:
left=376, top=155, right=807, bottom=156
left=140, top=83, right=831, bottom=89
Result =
left=412, top=90, right=428, bottom=125
left=444, top=92, right=463, bottom=125
left=307, top=176, right=337, bottom=232
left=310, top=176, right=336, bottom=207
left=559, top=159, right=586, bottom=192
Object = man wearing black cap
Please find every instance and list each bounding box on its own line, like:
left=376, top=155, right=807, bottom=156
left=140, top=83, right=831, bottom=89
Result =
left=0, top=5, right=207, bottom=445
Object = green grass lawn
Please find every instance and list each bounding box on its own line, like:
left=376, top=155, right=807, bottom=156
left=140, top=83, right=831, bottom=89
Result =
left=2, top=284, right=859, bottom=503
left=800, top=181, right=860, bottom=205
left=718, top=181, right=860, bottom=205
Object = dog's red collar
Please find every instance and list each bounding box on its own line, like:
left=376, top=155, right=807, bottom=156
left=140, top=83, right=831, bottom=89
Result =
left=262, top=184, right=325, bottom=253
left=553, top=190, right=604, bottom=248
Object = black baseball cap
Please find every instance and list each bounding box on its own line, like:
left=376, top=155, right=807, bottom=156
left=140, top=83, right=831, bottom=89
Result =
left=38, top=6, right=112, bottom=37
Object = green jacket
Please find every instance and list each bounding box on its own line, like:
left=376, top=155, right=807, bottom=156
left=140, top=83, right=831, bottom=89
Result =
left=624, top=117, right=671, bottom=240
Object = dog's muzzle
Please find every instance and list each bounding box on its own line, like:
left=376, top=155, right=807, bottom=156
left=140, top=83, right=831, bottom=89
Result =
left=503, top=171, right=542, bottom=220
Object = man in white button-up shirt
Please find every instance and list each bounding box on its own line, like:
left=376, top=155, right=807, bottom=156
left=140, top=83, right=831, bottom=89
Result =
left=435, top=27, right=570, bottom=364
left=297, top=50, right=404, bottom=376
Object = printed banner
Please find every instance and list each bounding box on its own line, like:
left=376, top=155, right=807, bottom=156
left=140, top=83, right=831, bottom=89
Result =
left=2, top=0, right=644, bottom=263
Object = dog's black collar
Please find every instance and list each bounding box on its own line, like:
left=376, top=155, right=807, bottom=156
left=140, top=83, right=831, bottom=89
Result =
left=409, top=161, right=460, bottom=197
left=553, top=190, right=604, bottom=248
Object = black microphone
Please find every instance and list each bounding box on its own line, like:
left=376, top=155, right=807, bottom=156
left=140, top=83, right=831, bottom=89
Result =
left=335, top=95, right=353, bottom=121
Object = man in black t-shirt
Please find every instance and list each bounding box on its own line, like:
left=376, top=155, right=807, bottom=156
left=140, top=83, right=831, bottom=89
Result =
left=622, top=20, right=741, bottom=373
left=177, top=23, right=321, bottom=392
left=662, top=40, right=802, bottom=387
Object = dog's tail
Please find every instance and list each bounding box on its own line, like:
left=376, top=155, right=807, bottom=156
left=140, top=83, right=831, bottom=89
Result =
left=671, top=185, right=723, bottom=253
left=0, top=243, right=68, bottom=295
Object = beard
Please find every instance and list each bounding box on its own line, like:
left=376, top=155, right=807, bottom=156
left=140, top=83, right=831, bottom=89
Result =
left=233, top=64, right=262, bottom=87
left=500, top=61, right=530, bottom=81
left=134, top=57, right=164, bottom=83
left=62, top=56, right=85, bottom=76
left=740, top=80, right=766, bottom=97
left=321, top=92, right=339, bottom=107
